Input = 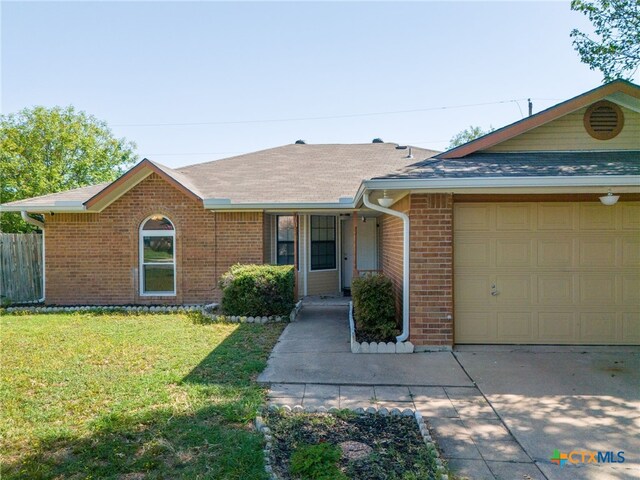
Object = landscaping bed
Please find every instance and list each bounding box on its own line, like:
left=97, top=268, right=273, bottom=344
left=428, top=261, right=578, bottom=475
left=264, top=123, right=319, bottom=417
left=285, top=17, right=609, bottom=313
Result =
left=262, top=409, right=446, bottom=480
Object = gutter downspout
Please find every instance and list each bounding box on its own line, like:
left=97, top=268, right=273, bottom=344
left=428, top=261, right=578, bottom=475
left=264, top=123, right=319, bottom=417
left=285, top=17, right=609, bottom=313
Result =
left=21, top=211, right=45, bottom=303
left=362, top=192, right=410, bottom=342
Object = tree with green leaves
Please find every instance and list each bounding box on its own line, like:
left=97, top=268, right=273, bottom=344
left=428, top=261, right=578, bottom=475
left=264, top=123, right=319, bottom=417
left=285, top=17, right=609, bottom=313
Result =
left=1, top=106, right=137, bottom=232
left=447, top=125, right=494, bottom=149
left=570, top=0, right=640, bottom=82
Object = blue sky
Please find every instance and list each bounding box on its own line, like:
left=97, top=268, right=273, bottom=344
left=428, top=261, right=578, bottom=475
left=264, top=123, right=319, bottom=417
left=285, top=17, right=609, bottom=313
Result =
left=3, top=1, right=636, bottom=168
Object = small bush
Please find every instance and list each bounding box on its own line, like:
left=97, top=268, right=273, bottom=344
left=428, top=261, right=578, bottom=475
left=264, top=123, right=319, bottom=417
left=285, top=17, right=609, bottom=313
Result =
left=219, top=264, right=294, bottom=316
left=290, top=443, right=347, bottom=480
left=351, top=273, right=397, bottom=341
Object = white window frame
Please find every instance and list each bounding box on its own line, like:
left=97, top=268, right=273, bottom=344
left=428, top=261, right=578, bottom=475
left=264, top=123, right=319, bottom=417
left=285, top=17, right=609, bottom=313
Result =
left=309, top=215, right=338, bottom=272
left=139, top=215, right=176, bottom=296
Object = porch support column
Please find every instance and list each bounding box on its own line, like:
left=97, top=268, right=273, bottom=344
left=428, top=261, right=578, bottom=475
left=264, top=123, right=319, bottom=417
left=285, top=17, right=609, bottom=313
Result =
left=293, top=214, right=299, bottom=302
left=352, top=211, right=358, bottom=280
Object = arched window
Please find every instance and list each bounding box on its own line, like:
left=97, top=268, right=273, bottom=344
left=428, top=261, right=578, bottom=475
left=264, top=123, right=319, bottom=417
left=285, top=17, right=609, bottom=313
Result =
left=140, top=215, right=176, bottom=295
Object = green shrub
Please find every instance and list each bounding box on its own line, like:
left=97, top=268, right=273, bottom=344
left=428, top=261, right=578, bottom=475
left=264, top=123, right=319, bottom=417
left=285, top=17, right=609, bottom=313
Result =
left=290, top=443, right=347, bottom=480
left=219, top=264, right=294, bottom=316
left=351, top=273, right=397, bottom=341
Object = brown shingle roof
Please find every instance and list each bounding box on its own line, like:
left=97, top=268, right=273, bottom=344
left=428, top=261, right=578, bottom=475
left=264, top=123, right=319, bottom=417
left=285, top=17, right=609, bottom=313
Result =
left=177, top=143, right=437, bottom=204
left=1, top=143, right=438, bottom=211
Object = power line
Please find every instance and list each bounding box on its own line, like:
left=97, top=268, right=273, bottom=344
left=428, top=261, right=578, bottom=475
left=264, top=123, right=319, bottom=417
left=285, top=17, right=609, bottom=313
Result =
left=112, top=98, right=554, bottom=128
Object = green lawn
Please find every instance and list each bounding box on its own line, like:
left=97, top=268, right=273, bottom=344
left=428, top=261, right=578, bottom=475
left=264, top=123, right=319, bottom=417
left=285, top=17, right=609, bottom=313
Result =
left=0, top=312, right=285, bottom=479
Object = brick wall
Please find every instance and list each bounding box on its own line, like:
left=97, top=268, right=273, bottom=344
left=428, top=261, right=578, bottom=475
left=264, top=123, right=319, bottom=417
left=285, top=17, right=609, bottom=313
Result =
left=380, top=195, right=409, bottom=324
left=45, top=173, right=263, bottom=305
left=408, top=194, right=453, bottom=346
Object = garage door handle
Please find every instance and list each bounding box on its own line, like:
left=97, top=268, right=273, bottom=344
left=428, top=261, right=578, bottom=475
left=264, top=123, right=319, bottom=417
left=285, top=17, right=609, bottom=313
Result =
left=491, top=284, right=499, bottom=296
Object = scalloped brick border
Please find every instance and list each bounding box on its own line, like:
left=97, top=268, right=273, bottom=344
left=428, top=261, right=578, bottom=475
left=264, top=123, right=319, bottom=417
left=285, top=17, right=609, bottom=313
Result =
left=201, top=300, right=303, bottom=324
left=348, top=301, right=414, bottom=354
left=257, top=403, right=449, bottom=480
left=2, top=300, right=303, bottom=324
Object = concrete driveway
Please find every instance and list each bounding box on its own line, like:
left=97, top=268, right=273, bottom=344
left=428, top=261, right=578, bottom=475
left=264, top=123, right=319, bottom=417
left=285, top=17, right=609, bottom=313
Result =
left=456, top=346, right=640, bottom=480
left=259, top=304, right=640, bottom=479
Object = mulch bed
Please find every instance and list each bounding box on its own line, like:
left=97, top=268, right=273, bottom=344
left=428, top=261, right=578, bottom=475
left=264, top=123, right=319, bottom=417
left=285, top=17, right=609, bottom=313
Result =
left=265, top=409, right=442, bottom=480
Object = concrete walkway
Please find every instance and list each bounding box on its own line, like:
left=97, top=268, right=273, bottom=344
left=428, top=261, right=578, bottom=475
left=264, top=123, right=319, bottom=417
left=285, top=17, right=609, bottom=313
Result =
left=257, top=305, right=471, bottom=386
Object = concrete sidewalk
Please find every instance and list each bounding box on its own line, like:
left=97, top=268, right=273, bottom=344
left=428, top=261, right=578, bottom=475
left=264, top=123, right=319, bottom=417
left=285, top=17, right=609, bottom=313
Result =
left=257, top=305, right=472, bottom=386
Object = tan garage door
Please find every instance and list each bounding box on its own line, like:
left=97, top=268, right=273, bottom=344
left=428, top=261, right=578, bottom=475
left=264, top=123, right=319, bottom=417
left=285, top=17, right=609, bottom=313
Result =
left=454, top=202, right=640, bottom=344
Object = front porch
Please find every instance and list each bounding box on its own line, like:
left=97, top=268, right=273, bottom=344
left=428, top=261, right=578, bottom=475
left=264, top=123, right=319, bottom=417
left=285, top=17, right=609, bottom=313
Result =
left=262, top=211, right=384, bottom=299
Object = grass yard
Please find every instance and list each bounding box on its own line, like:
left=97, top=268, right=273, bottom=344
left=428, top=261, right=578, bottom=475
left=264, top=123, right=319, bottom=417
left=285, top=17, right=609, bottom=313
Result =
left=0, top=312, right=285, bottom=479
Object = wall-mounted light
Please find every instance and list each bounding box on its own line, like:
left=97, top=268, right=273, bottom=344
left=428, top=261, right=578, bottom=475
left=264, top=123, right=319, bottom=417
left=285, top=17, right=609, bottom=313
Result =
left=599, top=190, right=620, bottom=206
left=378, top=190, right=394, bottom=208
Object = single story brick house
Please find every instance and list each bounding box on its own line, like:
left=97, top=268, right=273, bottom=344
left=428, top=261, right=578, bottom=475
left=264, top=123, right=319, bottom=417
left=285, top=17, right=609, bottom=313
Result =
left=2, top=80, right=639, bottom=348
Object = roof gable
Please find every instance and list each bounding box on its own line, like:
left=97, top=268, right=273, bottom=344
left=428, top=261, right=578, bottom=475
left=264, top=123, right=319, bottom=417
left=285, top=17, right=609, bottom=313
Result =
left=439, top=80, right=640, bottom=159
left=83, top=159, right=203, bottom=211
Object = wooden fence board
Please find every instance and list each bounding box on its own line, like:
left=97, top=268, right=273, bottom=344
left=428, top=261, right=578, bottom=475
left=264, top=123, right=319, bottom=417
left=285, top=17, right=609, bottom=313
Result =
left=0, top=233, right=43, bottom=303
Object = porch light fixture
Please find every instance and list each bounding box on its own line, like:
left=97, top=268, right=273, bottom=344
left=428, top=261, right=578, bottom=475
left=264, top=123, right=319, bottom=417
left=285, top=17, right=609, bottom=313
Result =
left=378, top=190, right=394, bottom=208
left=599, top=189, right=620, bottom=206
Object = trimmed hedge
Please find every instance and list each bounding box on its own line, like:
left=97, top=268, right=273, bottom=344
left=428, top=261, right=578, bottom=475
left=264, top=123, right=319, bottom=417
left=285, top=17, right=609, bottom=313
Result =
left=219, top=264, right=295, bottom=316
left=351, top=273, right=397, bottom=341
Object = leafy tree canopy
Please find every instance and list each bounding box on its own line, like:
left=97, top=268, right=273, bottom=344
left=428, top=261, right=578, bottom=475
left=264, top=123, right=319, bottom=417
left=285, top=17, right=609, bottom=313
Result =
left=1, top=106, right=137, bottom=232
left=447, top=125, right=494, bottom=149
left=570, top=0, right=640, bottom=82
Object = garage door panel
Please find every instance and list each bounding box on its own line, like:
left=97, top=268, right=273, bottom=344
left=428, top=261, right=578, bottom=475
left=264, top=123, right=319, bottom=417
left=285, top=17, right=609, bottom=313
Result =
left=622, top=313, right=640, bottom=344
left=496, top=239, right=532, bottom=267
left=622, top=237, right=640, bottom=267
left=580, top=313, right=617, bottom=343
left=454, top=201, right=639, bottom=345
left=538, top=203, right=575, bottom=231
left=580, top=275, right=616, bottom=305
left=455, top=275, right=493, bottom=305
left=622, top=204, right=640, bottom=230
left=579, top=204, right=616, bottom=230
left=622, top=275, right=640, bottom=304
left=455, top=204, right=493, bottom=231
left=538, top=313, right=576, bottom=342
left=455, top=311, right=495, bottom=342
left=496, top=312, right=534, bottom=341
left=537, top=238, right=573, bottom=268
left=496, top=275, right=531, bottom=305
left=579, top=237, right=617, bottom=267
left=538, top=275, right=574, bottom=305
left=455, top=238, right=492, bottom=268
left=496, top=204, right=533, bottom=231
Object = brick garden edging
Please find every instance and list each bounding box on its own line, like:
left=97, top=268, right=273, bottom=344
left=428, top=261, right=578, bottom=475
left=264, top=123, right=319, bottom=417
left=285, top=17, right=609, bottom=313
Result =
left=348, top=301, right=414, bottom=354
left=2, top=305, right=205, bottom=314
left=201, top=300, right=303, bottom=324
left=256, top=403, right=449, bottom=480
left=2, top=300, right=303, bottom=324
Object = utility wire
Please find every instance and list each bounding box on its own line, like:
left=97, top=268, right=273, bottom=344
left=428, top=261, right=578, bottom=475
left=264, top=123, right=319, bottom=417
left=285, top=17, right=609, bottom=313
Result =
left=112, top=98, right=557, bottom=127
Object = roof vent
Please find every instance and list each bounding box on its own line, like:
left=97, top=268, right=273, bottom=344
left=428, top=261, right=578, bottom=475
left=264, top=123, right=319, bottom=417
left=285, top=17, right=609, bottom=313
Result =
left=294, top=139, right=306, bottom=144
left=372, top=138, right=384, bottom=143
left=584, top=100, right=624, bottom=140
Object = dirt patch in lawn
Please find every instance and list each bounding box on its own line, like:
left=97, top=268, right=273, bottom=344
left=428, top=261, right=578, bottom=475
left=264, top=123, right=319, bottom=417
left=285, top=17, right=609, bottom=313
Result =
left=265, top=409, right=443, bottom=480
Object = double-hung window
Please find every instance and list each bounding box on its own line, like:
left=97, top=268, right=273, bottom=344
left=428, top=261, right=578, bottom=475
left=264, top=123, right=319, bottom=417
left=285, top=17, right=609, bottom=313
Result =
left=140, top=215, right=176, bottom=295
left=310, top=215, right=336, bottom=270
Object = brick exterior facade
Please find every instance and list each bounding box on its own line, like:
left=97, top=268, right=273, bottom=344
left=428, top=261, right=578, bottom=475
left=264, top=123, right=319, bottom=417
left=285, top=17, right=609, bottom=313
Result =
left=381, top=193, right=454, bottom=347
left=380, top=195, right=409, bottom=323
left=44, top=173, right=263, bottom=305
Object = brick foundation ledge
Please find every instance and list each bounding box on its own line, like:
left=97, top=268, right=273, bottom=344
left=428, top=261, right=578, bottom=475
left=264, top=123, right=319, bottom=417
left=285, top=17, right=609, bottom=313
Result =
left=348, top=301, right=414, bottom=354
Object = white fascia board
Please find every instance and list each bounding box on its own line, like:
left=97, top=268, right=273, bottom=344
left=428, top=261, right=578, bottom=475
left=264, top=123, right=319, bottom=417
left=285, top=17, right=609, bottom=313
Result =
left=203, top=200, right=356, bottom=210
left=0, top=203, right=86, bottom=212
left=362, top=175, right=640, bottom=190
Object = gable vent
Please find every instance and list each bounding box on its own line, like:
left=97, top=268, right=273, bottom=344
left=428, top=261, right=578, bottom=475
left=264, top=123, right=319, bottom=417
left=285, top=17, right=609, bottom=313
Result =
left=584, top=100, right=624, bottom=140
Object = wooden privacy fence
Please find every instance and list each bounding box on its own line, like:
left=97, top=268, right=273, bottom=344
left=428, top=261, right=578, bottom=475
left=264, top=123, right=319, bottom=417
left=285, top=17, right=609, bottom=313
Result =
left=0, top=233, right=43, bottom=303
